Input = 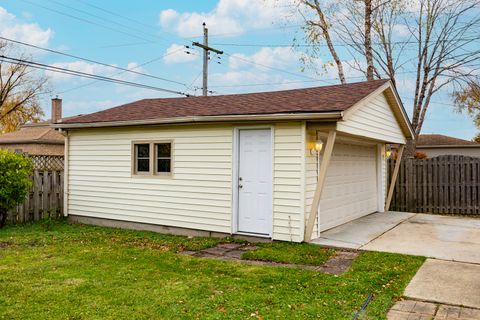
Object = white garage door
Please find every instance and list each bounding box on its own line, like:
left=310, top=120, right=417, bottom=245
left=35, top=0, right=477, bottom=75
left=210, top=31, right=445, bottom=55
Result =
left=319, top=142, right=378, bottom=232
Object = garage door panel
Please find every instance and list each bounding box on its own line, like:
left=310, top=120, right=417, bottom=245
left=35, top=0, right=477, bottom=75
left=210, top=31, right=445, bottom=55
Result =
left=319, top=142, right=378, bottom=232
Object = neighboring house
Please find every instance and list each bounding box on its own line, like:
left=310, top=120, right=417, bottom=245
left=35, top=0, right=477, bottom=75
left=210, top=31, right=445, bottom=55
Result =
left=416, top=134, right=480, bottom=158
left=54, top=80, right=413, bottom=243
left=0, top=98, right=64, bottom=156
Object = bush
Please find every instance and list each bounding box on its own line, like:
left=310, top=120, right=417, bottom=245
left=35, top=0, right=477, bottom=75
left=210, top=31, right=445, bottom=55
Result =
left=414, top=151, right=428, bottom=159
left=0, top=150, right=33, bottom=227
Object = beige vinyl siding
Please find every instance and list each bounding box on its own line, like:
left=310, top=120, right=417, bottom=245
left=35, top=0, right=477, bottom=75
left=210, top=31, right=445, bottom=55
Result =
left=273, top=122, right=304, bottom=242
left=68, top=122, right=305, bottom=241
left=68, top=125, right=234, bottom=233
left=337, top=92, right=406, bottom=144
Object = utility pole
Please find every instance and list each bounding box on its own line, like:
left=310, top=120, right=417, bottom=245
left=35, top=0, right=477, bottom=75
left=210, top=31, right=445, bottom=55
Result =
left=192, top=23, right=223, bottom=96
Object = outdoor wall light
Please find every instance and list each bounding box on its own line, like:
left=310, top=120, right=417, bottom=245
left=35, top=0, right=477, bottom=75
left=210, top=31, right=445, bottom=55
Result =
left=309, top=138, right=324, bottom=155
left=385, top=145, right=392, bottom=159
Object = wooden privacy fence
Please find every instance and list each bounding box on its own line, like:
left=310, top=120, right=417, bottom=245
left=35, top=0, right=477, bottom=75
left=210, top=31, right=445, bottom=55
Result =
left=7, top=155, right=64, bottom=224
left=7, top=170, right=64, bottom=223
left=388, top=155, right=480, bottom=214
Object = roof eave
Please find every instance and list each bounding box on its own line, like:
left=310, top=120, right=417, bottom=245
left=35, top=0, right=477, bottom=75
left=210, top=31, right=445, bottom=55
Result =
left=383, top=82, right=415, bottom=139
left=0, top=139, right=64, bottom=144
left=417, top=144, right=480, bottom=148
left=53, top=112, right=344, bottom=129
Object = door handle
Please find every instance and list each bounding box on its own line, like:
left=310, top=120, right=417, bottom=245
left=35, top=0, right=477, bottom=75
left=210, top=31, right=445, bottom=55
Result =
left=238, top=184, right=243, bottom=189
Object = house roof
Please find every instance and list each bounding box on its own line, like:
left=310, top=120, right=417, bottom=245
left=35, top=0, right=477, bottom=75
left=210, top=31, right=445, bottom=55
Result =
left=417, top=134, right=480, bottom=148
left=60, top=80, right=390, bottom=125
left=0, top=122, right=64, bottom=145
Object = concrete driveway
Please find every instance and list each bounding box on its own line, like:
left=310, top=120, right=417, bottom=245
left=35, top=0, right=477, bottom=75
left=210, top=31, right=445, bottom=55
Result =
left=312, top=212, right=480, bottom=264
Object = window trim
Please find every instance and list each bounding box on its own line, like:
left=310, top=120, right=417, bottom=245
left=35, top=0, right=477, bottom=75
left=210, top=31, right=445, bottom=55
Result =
left=131, top=140, right=174, bottom=178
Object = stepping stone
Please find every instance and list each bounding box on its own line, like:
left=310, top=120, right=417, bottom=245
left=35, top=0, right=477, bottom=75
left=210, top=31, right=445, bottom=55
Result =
left=216, top=243, right=243, bottom=250
left=316, top=250, right=359, bottom=275
left=200, top=246, right=231, bottom=256
left=178, top=250, right=196, bottom=256
left=224, top=249, right=245, bottom=259
left=182, top=244, right=357, bottom=275
left=239, top=245, right=257, bottom=251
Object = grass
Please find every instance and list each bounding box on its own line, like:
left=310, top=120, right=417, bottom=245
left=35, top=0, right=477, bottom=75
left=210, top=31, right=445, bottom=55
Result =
left=242, top=242, right=335, bottom=265
left=0, top=220, right=425, bottom=319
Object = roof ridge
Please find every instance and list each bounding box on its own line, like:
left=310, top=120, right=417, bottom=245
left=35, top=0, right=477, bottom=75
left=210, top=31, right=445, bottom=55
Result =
left=141, top=79, right=390, bottom=101
left=34, top=127, right=53, bottom=141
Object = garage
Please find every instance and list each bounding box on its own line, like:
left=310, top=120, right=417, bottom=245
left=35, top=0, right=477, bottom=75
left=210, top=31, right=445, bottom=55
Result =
left=56, top=79, right=413, bottom=243
left=304, top=81, right=413, bottom=242
left=318, top=142, right=379, bottom=232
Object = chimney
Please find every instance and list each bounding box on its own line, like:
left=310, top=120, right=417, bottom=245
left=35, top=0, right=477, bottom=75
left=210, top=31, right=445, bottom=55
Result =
left=51, top=97, right=62, bottom=123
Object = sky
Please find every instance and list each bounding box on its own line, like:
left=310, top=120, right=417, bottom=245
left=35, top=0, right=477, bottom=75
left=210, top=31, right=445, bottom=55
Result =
left=1, top=0, right=478, bottom=140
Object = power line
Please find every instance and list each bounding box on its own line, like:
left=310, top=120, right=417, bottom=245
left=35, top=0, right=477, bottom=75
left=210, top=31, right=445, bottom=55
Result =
left=46, top=0, right=166, bottom=42
left=209, top=79, right=329, bottom=88
left=0, top=55, right=188, bottom=96
left=75, top=0, right=159, bottom=32
left=210, top=37, right=480, bottom=48
left=59, top=47, right=186, bottom=94
left=223, top=51, right=333, bottom=84
left=20, top=0, right=155, bottom=43
left=0, top=36, right=186, bottom=87
left=208, top=69, right=425, bottom=88
left=185, top=24, right=304, bottom=39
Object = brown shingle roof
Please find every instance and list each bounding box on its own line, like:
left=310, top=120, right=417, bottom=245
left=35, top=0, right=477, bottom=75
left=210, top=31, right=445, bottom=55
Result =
left=62, top=80, right=389, bottom=124
left=417, top=134, right=479, bottom=146
left=0, top=123, right=64, bottom=144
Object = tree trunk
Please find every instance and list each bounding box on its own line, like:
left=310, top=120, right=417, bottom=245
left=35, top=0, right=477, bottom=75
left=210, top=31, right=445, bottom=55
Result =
left=404, top=138, right=417, bottom=158
left=309, top=0, right=347, bottom=84
left=364, top=0, right=374, bottom=81
left=0, top=209, right=7, bottom=229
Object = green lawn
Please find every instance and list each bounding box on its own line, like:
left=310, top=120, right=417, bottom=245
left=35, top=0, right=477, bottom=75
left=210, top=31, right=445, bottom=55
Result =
left=0, top=221, right=425, bottom=319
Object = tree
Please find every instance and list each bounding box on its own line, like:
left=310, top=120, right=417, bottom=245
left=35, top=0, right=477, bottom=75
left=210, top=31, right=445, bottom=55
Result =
left=296, top=0, right=480, bottom=155
left=453, top=79, right=480, bottom=140
left=0, top=150, right=33, bottom=228
left=298, top=0, right=347, bottom=84
left=0, top=41, right=48, bottom=133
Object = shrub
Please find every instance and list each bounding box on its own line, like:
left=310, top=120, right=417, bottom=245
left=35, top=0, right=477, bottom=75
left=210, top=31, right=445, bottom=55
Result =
left=0, top=150, right=33, bottom=227
left=414, top=151, right=428, bottom=159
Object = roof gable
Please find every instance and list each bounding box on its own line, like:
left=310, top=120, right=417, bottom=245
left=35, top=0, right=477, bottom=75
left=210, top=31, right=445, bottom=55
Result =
left=339, top=82, right=414, bottom=141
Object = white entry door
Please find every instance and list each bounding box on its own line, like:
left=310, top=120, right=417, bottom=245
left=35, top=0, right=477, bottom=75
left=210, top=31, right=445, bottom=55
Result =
left=237, top=129, right=272, bottom=235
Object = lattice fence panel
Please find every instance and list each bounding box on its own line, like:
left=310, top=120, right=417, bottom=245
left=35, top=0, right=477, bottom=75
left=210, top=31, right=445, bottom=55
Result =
left=30, top=155, right=64, bottom=171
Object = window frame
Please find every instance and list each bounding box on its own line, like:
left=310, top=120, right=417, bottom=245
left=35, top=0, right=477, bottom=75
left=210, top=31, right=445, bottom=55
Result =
left=154, top=142, right=173, bottom=176
left=133, top=142, right=151, bottom=175
left=131, top=140, right=174, bottom=177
